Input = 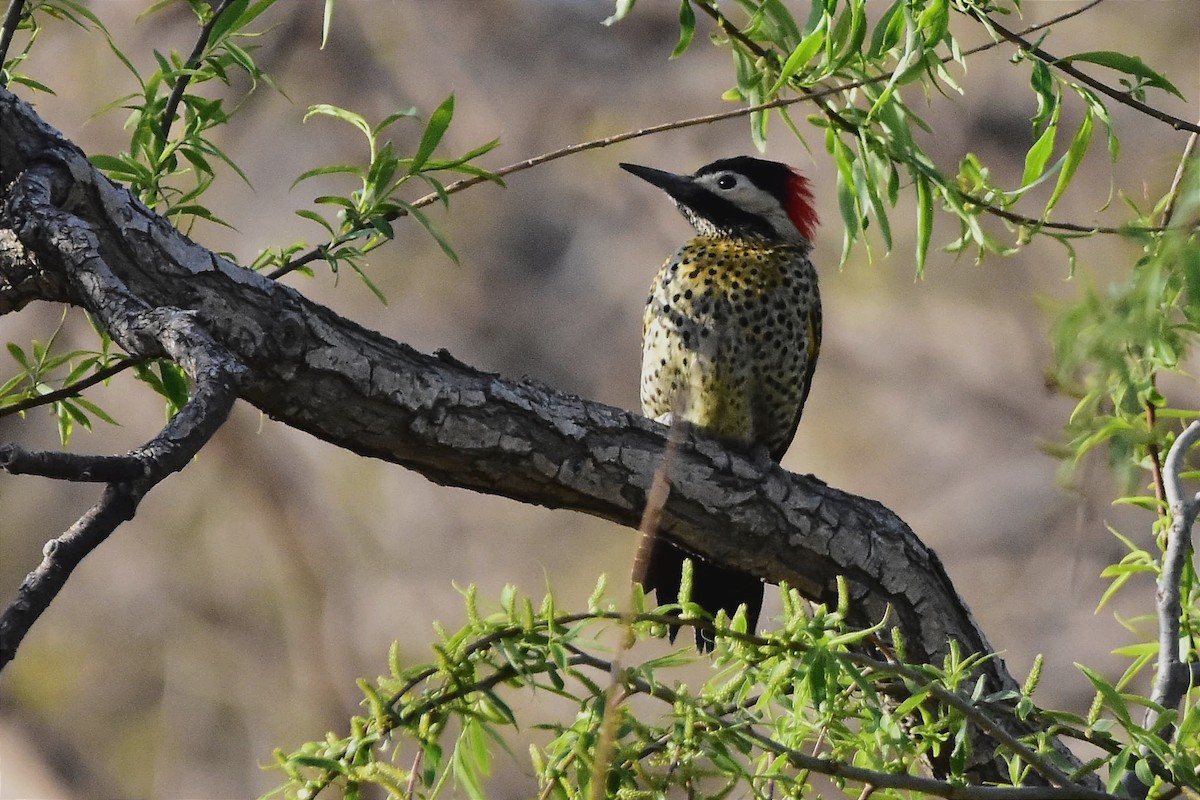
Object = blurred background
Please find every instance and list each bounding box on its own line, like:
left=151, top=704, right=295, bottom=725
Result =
left=0, top=1, right=1197, bottom=796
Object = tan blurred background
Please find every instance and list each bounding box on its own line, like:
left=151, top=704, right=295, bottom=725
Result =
left=0, top=1, right=1197, bottom=797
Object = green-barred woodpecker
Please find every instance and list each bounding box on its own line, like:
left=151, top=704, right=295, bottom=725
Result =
left=621, top=156, right=821, bottom=651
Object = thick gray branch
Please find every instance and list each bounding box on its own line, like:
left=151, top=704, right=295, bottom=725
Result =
left=1122, top=421, right=1200, bottom=798
left=0, top=86, right=1098, bottom=787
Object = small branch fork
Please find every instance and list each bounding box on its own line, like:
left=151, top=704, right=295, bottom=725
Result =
left=1119, top=421, right=1200, bottom=799
left=0, top=165, right=248, bottom=671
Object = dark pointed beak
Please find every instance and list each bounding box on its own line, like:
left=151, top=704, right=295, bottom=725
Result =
left=619, top=162, right=702, bottom=205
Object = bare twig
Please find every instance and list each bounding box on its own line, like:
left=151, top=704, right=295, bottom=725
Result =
left=159, top=0, right=237, bottom=142
left=0, top=351, right=242, bottom=669
left=1161, top=127, right=1199, bottom=229
left=0, top=0, right=27, bottom=80
left=403, top=748, right=422, bottom=800
left=1147, top=399, right=1167, bottom=515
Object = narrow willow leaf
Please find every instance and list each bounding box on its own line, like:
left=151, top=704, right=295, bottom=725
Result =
left=349, top=261, right=388, bottom=305
left=750, top=107, right=768, bottom=152
left=6, top=343, right=29, bottom=370
left=206, top=0, right=250, bottom=48
left=158, top=362, right=190, bottom=413
left=1045, top=108, right=1093, bottom=215
left=671, top=0, right=695, bottom=58
left=760, top=0, right=801, bottom=48
left=867, top=0, right=905, bottom=58
left=1020, top=91, right=1060, bottom=191
left=916, top=0, right=948, bottom=43
left=603, top=0, right=637, bottom=26
left=1029, top=61, right=1054, bottom=128
left=322, top=0, right=335, bottom=48
left=411, top=94, right=455, bottom=173
left=769, top=22, right=825, bottom=94
left=915, top=173, right=933, bottom=277
left=401, top=202, right=460, bottom=265
left=304, top=104, right=372, bottom=141
left=1062, top=50, right=1185, bottom=100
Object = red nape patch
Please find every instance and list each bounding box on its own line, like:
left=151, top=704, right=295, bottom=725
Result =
left=785, top=169, right=819, bottom=243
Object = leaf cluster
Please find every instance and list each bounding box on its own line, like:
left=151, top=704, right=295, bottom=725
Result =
left=264, top=579, right=1183, bottom=800
left=264, top=97, right=502, bottom=301
left=83, top=0, right=281, bottom=229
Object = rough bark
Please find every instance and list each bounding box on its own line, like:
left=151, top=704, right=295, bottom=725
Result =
left=0, top=86, right=1098, bottom=788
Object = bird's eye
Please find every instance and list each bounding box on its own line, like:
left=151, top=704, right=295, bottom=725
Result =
left=716, top=174, right=737, bottom=190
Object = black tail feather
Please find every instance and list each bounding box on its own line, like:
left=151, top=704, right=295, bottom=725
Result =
left=632, top=531, right=763, bottom=652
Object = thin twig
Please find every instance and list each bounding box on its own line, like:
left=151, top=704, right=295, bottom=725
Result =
left=1161, top=126, right=1199, bottom=229
left=0, top=0, right=27, bottom=81
left=1147, top=399, right=1167, bottom=514
left=159, top=0, right=237, bottom=142
left=403, top=748, right=422, bottom=800
left=0, top=356, right=144, bottom=418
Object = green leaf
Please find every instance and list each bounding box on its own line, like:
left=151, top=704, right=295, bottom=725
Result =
left=1076, top=663, right=1133, bottom=728
left=295, top=208, right=335, bottom=234
left=206, top=0, right=250, bottom=49
left=603, top=0, right=637, bottom=26
left=304, top=104, right=372, bottom=141
left=375, top=107, right=421, bottom=134
left=410, top=94, right=455, bottom=174
left=158, top=362, right=190, bottom=414
left=1045, top=107, right=1093, bottom=215
left=7, top=343, right=30, bottom=370
left=400, top=202, right=459, bottom=265
left=72, top=396, right=119, bottom=426
left=348, top=260, right=388, bottom=305
left=671, top=0, right=695, bottom=59
left=1020, top=91, right=1059, bottom=191
left=322, top=0, right=335, bottom=47
left=867, top=0, right=904, bottom=58
left=1061, top=50, right=1185, bottom=100
left=915, top=173, right=933, bottom=277
left=292, top=163, right=364, bottom=187
left=10, top=75, right=55, bottom=94
left=915, top=0, right=948, bottom=44
left=769, top=23, right=825, bottom=95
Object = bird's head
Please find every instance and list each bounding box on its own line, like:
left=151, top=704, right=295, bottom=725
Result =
left=620, top=156, right=817, bottom=245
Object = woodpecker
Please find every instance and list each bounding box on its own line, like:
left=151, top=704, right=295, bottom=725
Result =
left=621, top=156, right=821, bottom=651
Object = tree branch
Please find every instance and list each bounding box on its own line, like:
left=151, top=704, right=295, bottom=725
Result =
left=0, top=348, right=244, bottom=668
left=0, top=145, right=248, bottom=670
left=1120, top=421, right=1200, bottom=798
left=0, top=83, right=1099, bottom=786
